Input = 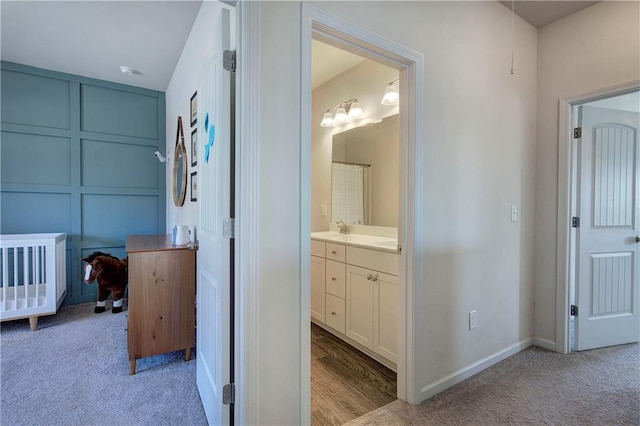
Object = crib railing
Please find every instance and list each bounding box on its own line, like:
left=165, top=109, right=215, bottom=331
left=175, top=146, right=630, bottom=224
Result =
left=0, top=233, right=66, bottom=330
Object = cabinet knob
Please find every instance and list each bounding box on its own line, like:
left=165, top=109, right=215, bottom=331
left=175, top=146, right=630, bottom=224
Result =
left=372, top=274, right=379, bottom=282
left=331, top=311, right=336, bottom=316
left=367, top=274, right=372, bottom=280
left=331, top=250, right=337, bottom=254
left=331, top=277, right=337, bottom=281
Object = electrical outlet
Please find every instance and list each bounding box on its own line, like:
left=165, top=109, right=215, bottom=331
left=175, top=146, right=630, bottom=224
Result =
left=469, top=310, right=478, bottom=330
left=511, top=205, right=518, bottom=222
left=321, top=204, right=327, bottom=217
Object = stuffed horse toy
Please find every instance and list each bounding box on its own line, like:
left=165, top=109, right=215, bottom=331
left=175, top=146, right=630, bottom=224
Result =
left=82, top=251, right=128, bottom=313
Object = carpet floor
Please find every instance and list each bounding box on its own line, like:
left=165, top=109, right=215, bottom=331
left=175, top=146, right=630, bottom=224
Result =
left=345, top=343, right=640, bottom=426
left=3, top=302, right=638, bottom=426
left=1, top=302, right=207, bottom=426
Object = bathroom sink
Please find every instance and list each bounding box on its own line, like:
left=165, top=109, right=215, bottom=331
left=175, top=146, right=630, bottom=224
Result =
left=311, top=231, right=398, bottom=252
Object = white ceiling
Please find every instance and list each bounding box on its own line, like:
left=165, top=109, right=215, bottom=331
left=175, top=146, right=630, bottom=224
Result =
left=1, top=1, right=601, bottom=93
left=312, top=40, right=365, bottom=90
left=498, top=1, right=600, bottom=28
left=0, top=1, right=202, bottom=92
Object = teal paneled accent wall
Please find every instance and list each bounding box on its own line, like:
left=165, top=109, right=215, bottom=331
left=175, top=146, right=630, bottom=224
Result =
left=0, top=62, right=166, bottom=305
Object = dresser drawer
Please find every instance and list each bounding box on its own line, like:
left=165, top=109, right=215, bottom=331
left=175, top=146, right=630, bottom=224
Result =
left=325, top=259, right=346, bottom=299
left=325, top=293, right=345, bottom=334
left=311, top=240, right=326, bottom=257
left=326, top=243, right=346, bottom=262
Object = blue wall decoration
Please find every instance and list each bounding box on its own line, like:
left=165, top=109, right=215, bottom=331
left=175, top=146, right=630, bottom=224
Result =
left=0, top=61, right=166, bottom=305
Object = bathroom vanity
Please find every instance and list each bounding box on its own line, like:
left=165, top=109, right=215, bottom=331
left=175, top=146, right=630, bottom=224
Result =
left=311, top=231, right=399, bottom=370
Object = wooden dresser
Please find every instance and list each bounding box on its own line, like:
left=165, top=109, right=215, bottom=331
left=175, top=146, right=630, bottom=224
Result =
left=126, top=234, right=196, bottom=375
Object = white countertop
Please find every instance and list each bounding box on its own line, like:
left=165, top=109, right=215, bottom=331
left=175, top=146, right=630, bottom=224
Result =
left=311, top=231, right=399, bottom=254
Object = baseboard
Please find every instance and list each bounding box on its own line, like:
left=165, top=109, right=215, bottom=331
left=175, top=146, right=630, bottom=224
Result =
left=532, top=337, right=556, bottom=351
left=419, top=338, right=533, bottom=401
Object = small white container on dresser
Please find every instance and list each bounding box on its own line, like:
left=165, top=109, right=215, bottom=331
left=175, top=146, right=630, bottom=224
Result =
left=310, top=232, right=399, bottom=371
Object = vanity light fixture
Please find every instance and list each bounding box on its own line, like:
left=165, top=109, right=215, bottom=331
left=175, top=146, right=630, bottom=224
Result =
left=320, top=99, right=364, bottom=127
left=380, top=78, right=399, bottom=105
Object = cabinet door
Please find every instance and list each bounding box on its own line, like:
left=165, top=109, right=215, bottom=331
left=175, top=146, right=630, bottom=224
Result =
left=346, top=265, right=374, bottom=349
left=374, top=271, right=397, bottom=363
left=310, top=256, right=326, bottom=323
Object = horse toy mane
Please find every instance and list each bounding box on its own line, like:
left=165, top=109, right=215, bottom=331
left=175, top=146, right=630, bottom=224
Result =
left=82, top=251, right=128, bottom=314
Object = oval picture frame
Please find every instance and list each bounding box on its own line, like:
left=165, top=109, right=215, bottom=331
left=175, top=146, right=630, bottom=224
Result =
left=173, top=116, right=188, bottom=207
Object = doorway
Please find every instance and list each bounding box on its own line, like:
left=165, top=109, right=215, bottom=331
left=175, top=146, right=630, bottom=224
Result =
left=310, top=39, right=400, bottom=425
left=558, top=85, right=640, bottom=353
left=301, top=4, right=422, bottom=423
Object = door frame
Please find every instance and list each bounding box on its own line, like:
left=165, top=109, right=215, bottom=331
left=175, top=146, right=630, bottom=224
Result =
left=301, top=4, right=424, bottom=411
left=555, top=79, right=640, bottom=354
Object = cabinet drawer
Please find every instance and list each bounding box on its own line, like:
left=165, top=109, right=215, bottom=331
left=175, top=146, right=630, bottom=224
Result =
left=326, top=243, right=346, bottom=262
left=311, top=240, right=326, bottom=257
left=347, top=246, right=398, bottom=275
left=325, top=259, right=345, bottom=299
left=325, top=294, right=345, bottom=334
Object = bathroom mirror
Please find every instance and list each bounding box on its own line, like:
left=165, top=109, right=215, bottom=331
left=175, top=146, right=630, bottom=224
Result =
left=331, top=114, right=399, bottom=227
left=173, top=117, right=187, bottom=207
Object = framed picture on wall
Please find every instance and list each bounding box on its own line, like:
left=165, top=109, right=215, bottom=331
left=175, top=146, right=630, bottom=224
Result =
left=190, top=91, right=197, bottom=126
left=191, top=128, right=198, bottom=167
left=190, top=171, right=198, bottom=202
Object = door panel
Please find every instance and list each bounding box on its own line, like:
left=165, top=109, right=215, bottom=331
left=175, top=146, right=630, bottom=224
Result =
left=197, top=8, right=231, bottom=424
left=310, top=255, right=325, bottom=322
left=576, top=106, right=640, bottom=351
left=374, top=272, right=397, bottom=363
left=346, top=265, right=374, bottom=349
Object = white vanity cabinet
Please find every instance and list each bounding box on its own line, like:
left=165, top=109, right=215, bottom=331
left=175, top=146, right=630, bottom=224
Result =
left=310, top=240, right=326, bottom=323
left=310, top=235, right=398, bottom=369
left=346, top=247, right=398, bottom=364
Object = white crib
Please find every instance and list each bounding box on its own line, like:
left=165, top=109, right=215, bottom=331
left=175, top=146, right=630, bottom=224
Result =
left=0, top=233, right=67, bottom=330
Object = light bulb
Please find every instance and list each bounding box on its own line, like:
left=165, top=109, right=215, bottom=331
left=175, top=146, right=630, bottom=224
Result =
left=348, top=102, right=363, bottom=118
left=334, top=107, right=348, bottom=123
left=320, top=112, right=335, bottom=127
left=381, top=84, right=399, bottom=105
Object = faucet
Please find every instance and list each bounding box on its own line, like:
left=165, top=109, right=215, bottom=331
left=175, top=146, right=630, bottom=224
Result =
left=336, top=220, right=350, bottom=234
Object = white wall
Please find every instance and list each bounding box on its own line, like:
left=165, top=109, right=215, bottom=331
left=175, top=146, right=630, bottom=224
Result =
left=165, top=1, right=224, bottom=234
left=249, top=0, right=538, bottom=417
left=310, top=0, right=538, bottom=399
left=535, top=1, right=640, bottom=345
left=312, top=59, right=399, bottom=231
left=252, top=2, right=304, bottom=424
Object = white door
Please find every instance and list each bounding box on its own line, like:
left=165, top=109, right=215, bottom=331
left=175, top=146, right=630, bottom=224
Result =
left=197, top=8, right=233, bottom=424
left=576, top=105, right=640, bottom=351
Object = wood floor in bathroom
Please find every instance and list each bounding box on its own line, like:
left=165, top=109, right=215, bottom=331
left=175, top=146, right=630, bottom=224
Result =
left=311, top=323, right=397, bottom=426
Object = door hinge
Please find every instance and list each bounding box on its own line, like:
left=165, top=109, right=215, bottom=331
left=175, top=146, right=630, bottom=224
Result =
left=573, top=127, right=582, bottom=139
left=223, top=218, right=235, bottom=239
left=570, top=305, right=578, bottom=316
left=222, top=383, right=235, bottom=405
left=572, top=217, right=580, bottom=228
left=224, top=50, right=236, bottom=72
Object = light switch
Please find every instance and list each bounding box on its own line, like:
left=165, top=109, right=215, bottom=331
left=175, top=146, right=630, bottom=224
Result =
left=321, top=204, right=327, bottom=217
left=511, top=205, right=518, bottom=222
